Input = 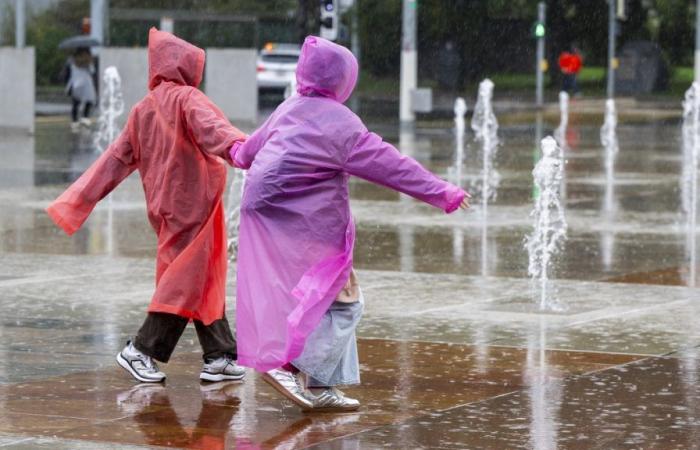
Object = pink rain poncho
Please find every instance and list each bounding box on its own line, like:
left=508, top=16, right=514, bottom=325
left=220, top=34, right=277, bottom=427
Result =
left=233, top=36, right=466, bottom=372
left=47, top=28, right=245, bottom=325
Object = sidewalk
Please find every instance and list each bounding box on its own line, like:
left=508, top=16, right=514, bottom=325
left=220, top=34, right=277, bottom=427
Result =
left=36, top=102, right=71, bottom=116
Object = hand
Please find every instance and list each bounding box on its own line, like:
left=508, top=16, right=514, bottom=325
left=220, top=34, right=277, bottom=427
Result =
left=459, top=191, right=471, bottom=210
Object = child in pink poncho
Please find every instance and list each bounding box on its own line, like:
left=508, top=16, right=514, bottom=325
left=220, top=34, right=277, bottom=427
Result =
left=231, top=36, right=470, bottom=412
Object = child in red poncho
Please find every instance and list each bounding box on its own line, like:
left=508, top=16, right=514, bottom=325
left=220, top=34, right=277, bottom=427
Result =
left=47, top=29, right=246, bottom=383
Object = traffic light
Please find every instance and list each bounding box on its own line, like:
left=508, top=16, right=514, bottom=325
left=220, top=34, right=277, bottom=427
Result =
left=533, top=21, right=545, bottom=38
left=320, top=0, right=339, bottom=41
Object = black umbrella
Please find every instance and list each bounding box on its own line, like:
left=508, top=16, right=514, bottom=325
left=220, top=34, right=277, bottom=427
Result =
left=58, top=35, right=101, bottom=50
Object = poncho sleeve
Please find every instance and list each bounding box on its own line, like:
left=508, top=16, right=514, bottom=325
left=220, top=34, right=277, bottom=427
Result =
left=344, top=131, right=465, bottom=213
left=46, top=124, right=137, bottom=236
left=184, top=88, right=245, bottom=165
left=230, top=114, right=274, bottom=169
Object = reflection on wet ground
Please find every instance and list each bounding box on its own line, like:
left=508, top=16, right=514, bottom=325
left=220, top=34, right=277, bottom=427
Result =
left=1, top=109, right=699, bottom=448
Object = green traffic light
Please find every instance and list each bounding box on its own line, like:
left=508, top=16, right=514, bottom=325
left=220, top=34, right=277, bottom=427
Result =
left=534, top=23, right=545, bottom=38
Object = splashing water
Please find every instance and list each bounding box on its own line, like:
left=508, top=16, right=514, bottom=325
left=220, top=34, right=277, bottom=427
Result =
left=226, top=169, right=246, bottom=261
left=451, top=98, right=467, bottom=264
left=471, top=79, right=500, bottom=203
left=471, top=80, right=499, bottom=276
left=682, top=83, right=700, bottom=286
left=450, top=97, right=468, bottom=186
left=525, top=137, right=567, bottom=310
left=94, top=67, right=125, bottom=153
left=93, top=66, right=125, bottom=257
left=601, top=99, right=619, bottom=214
left=553, top=91, right=569, bottom=150
left=554, top=91, right=569, bottom=202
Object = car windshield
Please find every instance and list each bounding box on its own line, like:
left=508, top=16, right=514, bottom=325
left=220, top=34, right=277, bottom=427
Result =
left=261, top=54, right=299, bottom=64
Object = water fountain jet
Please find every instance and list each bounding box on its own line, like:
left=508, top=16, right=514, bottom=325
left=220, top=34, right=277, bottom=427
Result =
left=682, top=82, right=700, bottom=286
left=601, top=99, right=619, bottom=215
left=226, top=169, right=246, bottom=261
left=471, top=80, right=499, bottom=276
left=451, top=98, right=467, bottom=264
left=94, top=66, right=125, bottom=258
left=553, top=91, right=569, bottom=151
left=525, top=137, right=567, bottom=310
left=600, top=99, right=620, bottom=270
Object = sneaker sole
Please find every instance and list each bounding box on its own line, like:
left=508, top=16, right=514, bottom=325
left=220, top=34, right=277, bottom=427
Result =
left=199, top=371, right=245, bottom=382
left=116, top=353, right=165, bottom=384
left=304, top=404, right=361, bottom=413
left=261, top=372, right=313, bottom=411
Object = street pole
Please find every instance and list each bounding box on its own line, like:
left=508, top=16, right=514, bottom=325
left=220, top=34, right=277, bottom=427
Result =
left=351, top=4, right=360, bottom=63
left=607, top=0, right=616, bottom=98
left=400, top=0, right=417, bottom=127
left=535, top=2, right=545, bottom=108
left=90, top=0, right=105, bottom=45
left=15, top=0, right=25, bottom=48
left=696, top=0, right=700, bottom=81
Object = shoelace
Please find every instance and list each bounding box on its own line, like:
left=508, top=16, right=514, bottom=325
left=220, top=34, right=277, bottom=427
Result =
left=138, top=354, right=157, bottom=371
left=206, top=355, right=234, bottom=366
left=284, top=370, right=306, bottom=392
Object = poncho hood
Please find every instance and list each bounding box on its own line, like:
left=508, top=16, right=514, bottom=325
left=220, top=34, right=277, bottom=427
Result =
left=296, top=36, right=358, bottom=103
left=148, top=27, right=205, bottom=90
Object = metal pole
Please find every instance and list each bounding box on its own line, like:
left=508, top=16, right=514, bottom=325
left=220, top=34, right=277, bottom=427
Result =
left=400, top=0, right=418, bottom=126
left=90, top=0, right=105, bottom=45
left=607, top=0, right=616, bottom=98
left=535, top=2, right=545, bottom=108
left=349, top=5, right=361, bottom=112
left=351, top=4, right=360, bottom=63
left=696, top=0, right=700, bottom=81
left=104, top=0, right=110, bottom=46
left=15, top=0, right=25, bottom=49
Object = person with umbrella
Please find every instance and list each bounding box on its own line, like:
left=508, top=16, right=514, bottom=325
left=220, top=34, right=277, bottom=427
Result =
left=60, top=37, right=99, bottom=131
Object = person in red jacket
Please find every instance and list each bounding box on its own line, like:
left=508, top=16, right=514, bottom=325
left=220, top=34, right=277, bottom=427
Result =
left=47, top=28, right=247, bottom=384
left=559, top=45, right=583, bottom=95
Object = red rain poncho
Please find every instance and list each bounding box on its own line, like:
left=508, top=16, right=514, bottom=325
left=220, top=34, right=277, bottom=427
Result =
left=47, top=28, right=245, bottom=325
left=233, top=36, right=466, bottom=372
left=559, top=51, right=582, bottom=75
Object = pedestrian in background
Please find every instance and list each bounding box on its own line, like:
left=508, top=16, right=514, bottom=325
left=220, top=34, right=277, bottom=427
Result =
left=558, top=45, right=583, bottom=96
left=62, top=47, right=97, bottom=131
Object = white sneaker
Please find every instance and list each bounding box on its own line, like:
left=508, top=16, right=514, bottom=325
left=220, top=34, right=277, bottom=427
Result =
left=70, top=122, right=80, bottom=133
left=200, top=355, right=246, bottom=382
left=307, top=387, right=360, bottom=412
left=79, top=117, right=92, bottom=127
left=262, top=368, right=313, bottom=411
left=116, top=340, right=166, bottom=383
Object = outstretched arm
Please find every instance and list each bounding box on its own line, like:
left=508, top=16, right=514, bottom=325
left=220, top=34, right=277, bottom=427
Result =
left=229, top=110, right=278, bottom=169
left=46, top=126, right=136, bottom=235
left=344, top=131, right=469, bottom=213
left=185, top=89, right=246, bottom=165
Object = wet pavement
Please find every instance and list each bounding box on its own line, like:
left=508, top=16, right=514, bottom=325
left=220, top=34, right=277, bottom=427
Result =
left=1, top=103, right=700, bottom=448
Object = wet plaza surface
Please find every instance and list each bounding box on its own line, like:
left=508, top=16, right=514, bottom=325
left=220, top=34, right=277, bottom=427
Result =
left=1, top=100, right=700, bottom=449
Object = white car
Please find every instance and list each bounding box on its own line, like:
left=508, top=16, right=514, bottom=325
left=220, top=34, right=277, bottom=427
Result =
left=257, top=43, right=301, bottom=92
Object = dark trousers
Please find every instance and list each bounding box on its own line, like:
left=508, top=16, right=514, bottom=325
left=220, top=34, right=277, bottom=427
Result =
left=71, top=99, right=93, bottom=122
left=133, top=312, right=237, bottom=363
left=562, top=74, right=579, bottom=94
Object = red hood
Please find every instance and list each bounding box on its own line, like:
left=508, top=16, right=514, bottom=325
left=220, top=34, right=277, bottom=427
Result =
left=148, top=27, right=205, bottom=90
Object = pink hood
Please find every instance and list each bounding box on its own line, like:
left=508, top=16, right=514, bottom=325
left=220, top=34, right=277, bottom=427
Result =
left=296, top=36, right=358, bottom=103
left=148, top=27, right=205, bottom=90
